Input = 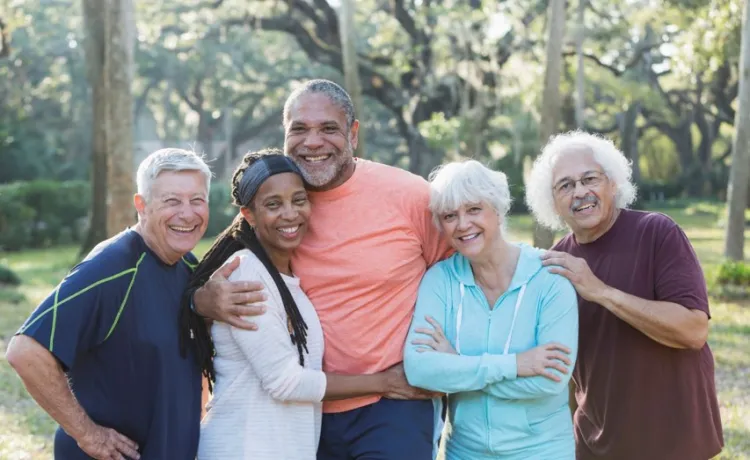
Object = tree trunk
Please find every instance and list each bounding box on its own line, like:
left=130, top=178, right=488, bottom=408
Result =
left=80, top=0, right=135, bottom=255
left=105, top=0, right=135, bottom=236
left=621, top=103, right=641, bottom=183
left=575, top=0, right=585, bottom=129
left=338, top=0, right=366, bottom=157
left=724, top=0, right=750, bottom=261
left=532, top=0, right=566, bottom=249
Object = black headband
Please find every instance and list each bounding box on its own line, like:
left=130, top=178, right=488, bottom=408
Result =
left=237, top=155, right=304, bottom=206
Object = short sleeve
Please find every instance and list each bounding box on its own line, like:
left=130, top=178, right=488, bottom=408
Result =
left=653, top=221, right=710, bottom=316
left=17, top=256, right=135, bottom=371
left=407, top=180, right=453, bottom=267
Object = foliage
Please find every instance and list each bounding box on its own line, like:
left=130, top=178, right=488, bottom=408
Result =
left=712, top=261, right=750, bottom=300
left=0, top=181, right=90, bottom=250
left=205, top=182, right=237, bottom=239
left=0, top=264, right=21, bottom=286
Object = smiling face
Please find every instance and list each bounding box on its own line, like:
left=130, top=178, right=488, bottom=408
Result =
left=439, top=201, right=501, bottom=261
left=551, top=148, right=618, bottom=239
left=241, top=172, right=311, bottom=263
left=134, top=170, right=209, bottom=265
left=283, top=92, right=359, bottom=191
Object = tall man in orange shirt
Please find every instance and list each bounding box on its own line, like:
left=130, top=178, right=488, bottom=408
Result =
left=193, top=79, right=452, bottom=459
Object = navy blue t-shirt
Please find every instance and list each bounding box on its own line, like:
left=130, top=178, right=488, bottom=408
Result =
left=18, top=229, right=201, bottom=459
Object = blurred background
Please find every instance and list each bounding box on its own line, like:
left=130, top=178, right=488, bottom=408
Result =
left=1, top=0, right=749, bottom=458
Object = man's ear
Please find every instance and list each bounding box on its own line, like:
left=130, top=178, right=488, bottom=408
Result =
left=240, top=206, right=255, bottom=227
left=349, top=119, right=360, bottom=151
left=134, top=194, right=147, bottom=217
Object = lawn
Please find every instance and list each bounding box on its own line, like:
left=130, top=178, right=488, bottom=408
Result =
left=0, top=202, right=748, bottom=459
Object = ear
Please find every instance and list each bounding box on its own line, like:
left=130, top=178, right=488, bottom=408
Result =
left=349, top=119, right=360, bottom=151
left=240, top=206, right=255, bottom=227
left=133, top=194, right=147, bottom=217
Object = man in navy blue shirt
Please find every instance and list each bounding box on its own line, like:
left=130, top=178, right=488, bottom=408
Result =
left=7, top=148, right=211, bottom=459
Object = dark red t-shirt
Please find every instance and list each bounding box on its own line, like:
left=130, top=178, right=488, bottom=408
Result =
left=554, top=209, right=723, bottom=460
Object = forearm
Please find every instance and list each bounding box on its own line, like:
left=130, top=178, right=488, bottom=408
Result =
left=323, top=373, right=387, bottom=401
left=404, top=351, right=516, bottom=393
left=7, top=336, right=94, bottom=440
left=594, top=286, right=708, bottom=349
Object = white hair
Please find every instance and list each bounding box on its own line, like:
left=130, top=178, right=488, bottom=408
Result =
left=136, top=148, right=212, bottom=201
left=428, top=159, right=513, bottom=231
left=525, top=130, right=638, bottom=230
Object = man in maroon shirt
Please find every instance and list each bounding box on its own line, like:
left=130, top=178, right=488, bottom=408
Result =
left=524, top=131, right=723, bottom=460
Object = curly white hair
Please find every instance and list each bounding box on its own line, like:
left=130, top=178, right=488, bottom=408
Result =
left=525, top=130, right=637, bottom=230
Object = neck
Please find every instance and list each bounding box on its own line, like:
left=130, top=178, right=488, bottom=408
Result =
left=133, top=224, right=180, bottom=265
left=308, top=158, right=356, bottom=192
left=469, top=237, right=520, bottom=290
left=575, top=207, right=621, bottom=244
left=259, top=240, right=293, bottom=276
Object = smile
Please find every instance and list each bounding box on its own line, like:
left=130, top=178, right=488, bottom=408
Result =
left=169, top=224, right=198, bottom=233
left=302, top=154, right=332, bottom=163
left=278, top=225, right=302, bottom=239
left=574, top=202, right=596, bottom=212
left=458, top=233, right=480, bottom=241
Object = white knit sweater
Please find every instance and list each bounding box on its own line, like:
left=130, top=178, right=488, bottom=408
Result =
left=197, top=250, right=326, bottom=460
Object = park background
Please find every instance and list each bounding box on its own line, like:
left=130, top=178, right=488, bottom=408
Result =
left=1, top=0, right=749, bottom=458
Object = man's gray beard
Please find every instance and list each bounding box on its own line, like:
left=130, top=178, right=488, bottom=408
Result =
left=292, top=143, right=354, bottom=188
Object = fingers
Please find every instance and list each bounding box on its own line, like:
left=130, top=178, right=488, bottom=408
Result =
left=547, top=266, right=574, bottom=280
left=541, top=257, right=569, bottom=268
left=543, top=342, right=572, bottom=355
left=424, top=316, right=444, bottom=335
left=225, top=316, right=259, bottom=331
left=547, top=351, right=572, bottom=366
left=212, top=256, right=241, bottom=280
left=539, top=369, right=563, bottom=382
left=231, top=303, right=267, bottom=318
left=540, top=250, right=568, bottom=260
left=114, top=433, right=140, bottom=459
left=544, top=359, right=570, bottom=375
left=411, top=338, right=438, bottom=350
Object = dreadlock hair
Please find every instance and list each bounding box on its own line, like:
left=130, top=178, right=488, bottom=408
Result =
left=179, top=148, right=310, bottom=391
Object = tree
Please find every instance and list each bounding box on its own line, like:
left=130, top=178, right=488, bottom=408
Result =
left=80, top=0, right=136, bottom=255
left=532, top=0, right=566, bottom=249
left=724, top=0, right=750, bottom=260
left=338, top=0, right=366, bottom=157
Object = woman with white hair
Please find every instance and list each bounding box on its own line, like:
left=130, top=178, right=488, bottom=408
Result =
left=404, top=160, right=579, bottom=460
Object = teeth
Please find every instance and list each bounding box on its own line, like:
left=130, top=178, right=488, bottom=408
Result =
left=305, top=155, right=330, bottom=163
left=279, top=225, right=300, bottom=234
left=576, top=203, right=595, bottom=211
left=170, top=225, right=196, bottom=233
left=458, top=234, right=479, bottom=241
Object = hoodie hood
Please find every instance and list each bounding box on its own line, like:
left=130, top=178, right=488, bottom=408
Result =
left=445, top=242, right=546, bottom=291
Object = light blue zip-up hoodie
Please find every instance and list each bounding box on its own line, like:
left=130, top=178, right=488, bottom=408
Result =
left=404, top=243, right=578, bottom=460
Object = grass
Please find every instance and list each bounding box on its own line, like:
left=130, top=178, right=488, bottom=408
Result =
left=0, top=203, right=749, bottom=459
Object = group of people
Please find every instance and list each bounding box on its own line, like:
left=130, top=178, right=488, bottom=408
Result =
left=7, top=79, right=723, bottom=460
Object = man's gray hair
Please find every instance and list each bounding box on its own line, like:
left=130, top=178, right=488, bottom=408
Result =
left=428, top=160, right=513, bottom=232
left=136, top=148, right=212, bottom=201
left=525, top=130, right=637, bottom=230
left=283, top=79, right=356, bottom=130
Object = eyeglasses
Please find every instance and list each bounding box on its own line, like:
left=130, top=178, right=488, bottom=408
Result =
left=553, top=171, right=606, bottom=196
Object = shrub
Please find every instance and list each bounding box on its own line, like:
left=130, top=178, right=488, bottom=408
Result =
left=0, top=180, right=90, bottom=251
left=0, top=264, right=21, bottom=286
left=711, top=260, right=750, bottom=300
left=205, top=183, right=238, bottom=238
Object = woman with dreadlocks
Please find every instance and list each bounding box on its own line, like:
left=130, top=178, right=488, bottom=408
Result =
left=182, top=149, right=395, bottom=459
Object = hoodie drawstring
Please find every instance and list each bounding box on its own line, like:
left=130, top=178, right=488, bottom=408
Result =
left=454, top=283, right=527, bottom=356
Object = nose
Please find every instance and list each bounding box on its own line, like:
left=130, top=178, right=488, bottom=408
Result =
left=280, top=202, right=299, bottom=221
left=572, top=180, right=588, bottom=198
left=456, top=212, right=471, bottom=231
left=303, top=130, right=324, bottom=149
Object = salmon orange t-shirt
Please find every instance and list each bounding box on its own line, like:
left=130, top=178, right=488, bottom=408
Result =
left=291, top=159, right=451, bottom=413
